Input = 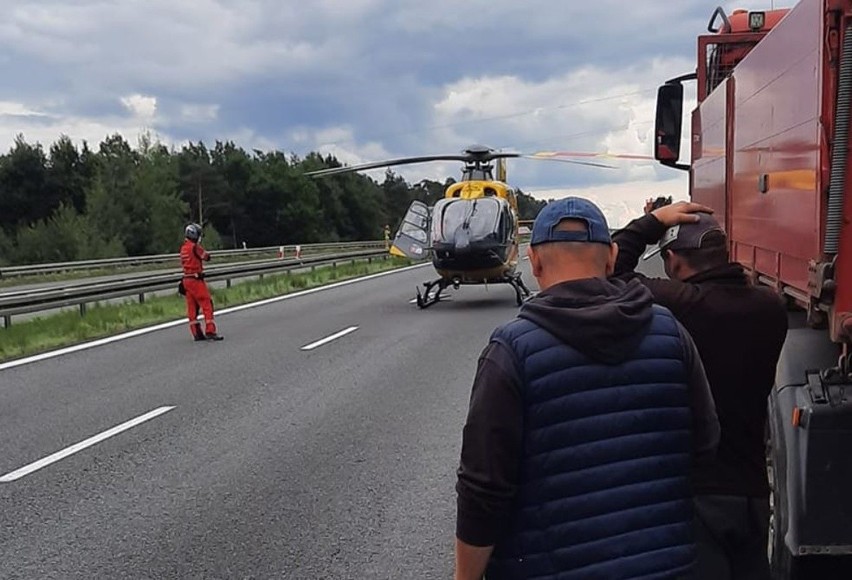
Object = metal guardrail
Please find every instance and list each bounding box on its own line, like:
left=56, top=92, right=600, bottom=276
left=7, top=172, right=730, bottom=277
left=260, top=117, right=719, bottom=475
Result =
left=0, top=240, right=386, bottom=278
left=0, top=249, right=390, bottom=327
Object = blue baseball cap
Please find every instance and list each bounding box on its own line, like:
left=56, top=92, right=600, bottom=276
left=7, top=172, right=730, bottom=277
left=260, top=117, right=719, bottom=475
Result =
left=530, top=197, right=612, bottom=246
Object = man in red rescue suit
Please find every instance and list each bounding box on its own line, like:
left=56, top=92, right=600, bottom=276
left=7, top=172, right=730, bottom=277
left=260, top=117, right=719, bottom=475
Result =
left=180, top=223, right=223, bottom=341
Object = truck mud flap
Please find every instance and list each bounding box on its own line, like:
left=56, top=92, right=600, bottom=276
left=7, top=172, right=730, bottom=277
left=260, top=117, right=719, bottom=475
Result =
left=771, top=377, right=852, bottom=556
left=770, top=320, right=852, bottom=568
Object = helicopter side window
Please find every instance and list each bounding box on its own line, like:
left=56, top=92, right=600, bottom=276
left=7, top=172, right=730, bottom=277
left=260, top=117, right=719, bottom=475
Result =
left=400, top=221, right=427, bottom=243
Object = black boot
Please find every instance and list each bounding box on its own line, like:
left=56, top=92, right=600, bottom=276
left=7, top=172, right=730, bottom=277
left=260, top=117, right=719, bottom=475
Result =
left=192, top=324, right=206, bottom=341
left=205, top=333, right=224, bottom=341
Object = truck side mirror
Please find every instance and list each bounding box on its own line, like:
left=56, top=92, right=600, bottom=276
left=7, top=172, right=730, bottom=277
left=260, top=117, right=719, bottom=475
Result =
left=654, top=83, right=684, bottom=164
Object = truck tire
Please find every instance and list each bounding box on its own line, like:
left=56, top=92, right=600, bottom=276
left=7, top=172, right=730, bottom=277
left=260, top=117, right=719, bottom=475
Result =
left=768, top=488, right=796, bottom=578
left=767, top=409, right=795, bottom=579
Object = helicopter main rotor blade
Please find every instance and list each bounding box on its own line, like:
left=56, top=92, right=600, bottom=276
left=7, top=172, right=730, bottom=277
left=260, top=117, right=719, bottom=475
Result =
left=521, top=155, right=618, bottom=169
left=528, top=150, right=655, bottom=161
left=304, top=151, right=523, bottom=177
left=304, top=145, right=651, bottom=177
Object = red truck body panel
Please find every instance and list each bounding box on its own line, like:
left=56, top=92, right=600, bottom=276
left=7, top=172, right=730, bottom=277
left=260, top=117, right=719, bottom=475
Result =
left=691, top=0, right=852, bottom=341
left=730, top=0, right=822, bottom=298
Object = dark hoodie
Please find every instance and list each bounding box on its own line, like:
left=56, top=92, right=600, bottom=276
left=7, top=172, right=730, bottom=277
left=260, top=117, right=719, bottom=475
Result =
left=455, top=276, right=720, bottom=547
left=521, top=276, right=655, bottom=364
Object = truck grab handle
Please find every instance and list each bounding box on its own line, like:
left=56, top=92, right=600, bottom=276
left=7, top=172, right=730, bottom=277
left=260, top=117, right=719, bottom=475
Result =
left=708, top=6, right=731, bottom=33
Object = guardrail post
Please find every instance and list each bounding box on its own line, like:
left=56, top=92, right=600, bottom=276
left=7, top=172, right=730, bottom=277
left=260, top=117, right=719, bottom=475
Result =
left=80, top=302, right=87, bottom=317
left=226, top=278, right=232, bottom=288
left=139, top=293, right=145, bottom=304
left=3, top=314, right=10, bottom=328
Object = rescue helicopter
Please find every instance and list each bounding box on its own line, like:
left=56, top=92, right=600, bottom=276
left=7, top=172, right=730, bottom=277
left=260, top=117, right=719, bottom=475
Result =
left=305, top=145, right=649, bottom=308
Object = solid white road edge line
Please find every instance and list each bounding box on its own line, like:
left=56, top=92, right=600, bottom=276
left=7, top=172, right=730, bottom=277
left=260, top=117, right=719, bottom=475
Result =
left=300, top=326, right=359, bottom=351
left=0, top=406, right=175, bottom=483
left=0, top=262, right=430, bottom=372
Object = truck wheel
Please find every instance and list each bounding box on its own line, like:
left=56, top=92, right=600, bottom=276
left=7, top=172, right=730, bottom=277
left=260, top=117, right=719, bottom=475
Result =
left=768, top=466, right=811, bottom=579
left=769, top=521, right=795, bottom=579
left=767, top=410, right=801, bottom=579
left=767, top=429, right=793, bottom=578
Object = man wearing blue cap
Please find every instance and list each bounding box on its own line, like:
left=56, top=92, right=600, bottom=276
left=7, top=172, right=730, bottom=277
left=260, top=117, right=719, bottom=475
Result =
left=454, top=197, right=720, bottom=580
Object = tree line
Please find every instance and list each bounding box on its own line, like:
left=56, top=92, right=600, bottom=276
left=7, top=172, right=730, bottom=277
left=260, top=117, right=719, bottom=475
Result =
left=0, top=133, right=546, bottom=265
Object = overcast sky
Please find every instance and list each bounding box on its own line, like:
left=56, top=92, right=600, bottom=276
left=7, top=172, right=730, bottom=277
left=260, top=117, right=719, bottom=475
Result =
left=0, top=0, right=779, bottom=225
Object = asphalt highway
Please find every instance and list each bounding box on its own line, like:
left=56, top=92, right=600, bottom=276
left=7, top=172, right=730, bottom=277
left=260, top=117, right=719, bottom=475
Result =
left=0, top=252, right=665, bottom=579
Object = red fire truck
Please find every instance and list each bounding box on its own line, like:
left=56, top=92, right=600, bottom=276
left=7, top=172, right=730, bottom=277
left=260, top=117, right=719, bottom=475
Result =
left=653, top=2, right=852, bottom=578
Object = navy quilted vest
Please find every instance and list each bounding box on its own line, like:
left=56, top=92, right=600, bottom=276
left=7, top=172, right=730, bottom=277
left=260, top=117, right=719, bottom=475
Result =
left=486, top=304, right=695, bottom=580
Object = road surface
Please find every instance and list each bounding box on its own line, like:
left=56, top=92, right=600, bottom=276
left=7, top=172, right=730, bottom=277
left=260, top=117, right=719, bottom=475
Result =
left=0, top=253, right=666, bottom=579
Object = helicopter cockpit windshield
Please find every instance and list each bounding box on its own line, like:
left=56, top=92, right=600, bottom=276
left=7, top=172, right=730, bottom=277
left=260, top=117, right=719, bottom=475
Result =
left=431, top=196, right=506, bottom=245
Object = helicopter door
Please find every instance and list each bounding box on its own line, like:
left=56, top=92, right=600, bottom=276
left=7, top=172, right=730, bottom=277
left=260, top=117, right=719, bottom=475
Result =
left=390, top=200, right=431, bottom=260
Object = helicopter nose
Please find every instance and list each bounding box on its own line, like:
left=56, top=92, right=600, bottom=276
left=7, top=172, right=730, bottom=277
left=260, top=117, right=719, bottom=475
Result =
left=454, top=228, right=471, bottom=252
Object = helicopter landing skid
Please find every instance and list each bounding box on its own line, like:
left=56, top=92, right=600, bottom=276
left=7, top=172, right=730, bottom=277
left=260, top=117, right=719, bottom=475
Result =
left=415, top=278, right=449, bottom=309
left=414, top=273, right=532, bottom=309
left=508, top=273, right=532, bottom=306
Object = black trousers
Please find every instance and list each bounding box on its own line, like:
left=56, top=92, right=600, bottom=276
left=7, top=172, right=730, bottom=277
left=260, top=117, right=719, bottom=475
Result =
left=688, top=494, right=771, bottom=580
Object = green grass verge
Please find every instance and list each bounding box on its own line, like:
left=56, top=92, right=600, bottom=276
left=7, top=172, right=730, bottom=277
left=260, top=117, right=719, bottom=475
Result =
left=0, top=256, right=416, bottom=363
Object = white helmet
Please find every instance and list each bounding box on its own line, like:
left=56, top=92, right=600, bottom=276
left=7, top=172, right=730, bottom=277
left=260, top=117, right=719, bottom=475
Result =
left=185, top=223, right=202, bottom=241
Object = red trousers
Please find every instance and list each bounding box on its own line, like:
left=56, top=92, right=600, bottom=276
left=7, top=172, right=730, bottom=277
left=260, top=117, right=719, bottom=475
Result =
left=183, top=277, right=217, bottom=337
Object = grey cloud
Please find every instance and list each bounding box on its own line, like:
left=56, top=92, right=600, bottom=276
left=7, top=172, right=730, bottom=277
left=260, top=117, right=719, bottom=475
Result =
left=0, top=0, right=749, bottom=194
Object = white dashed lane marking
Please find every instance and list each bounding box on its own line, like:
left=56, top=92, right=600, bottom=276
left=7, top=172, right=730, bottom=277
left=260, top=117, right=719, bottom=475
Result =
left=0, top=406, right=176, bottom=483
left=300, top=326, right=359, bottom=351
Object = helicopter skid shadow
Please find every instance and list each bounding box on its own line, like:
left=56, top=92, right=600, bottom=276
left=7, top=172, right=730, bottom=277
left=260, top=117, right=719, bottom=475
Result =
left=442, top=298, right=517, bottom=310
